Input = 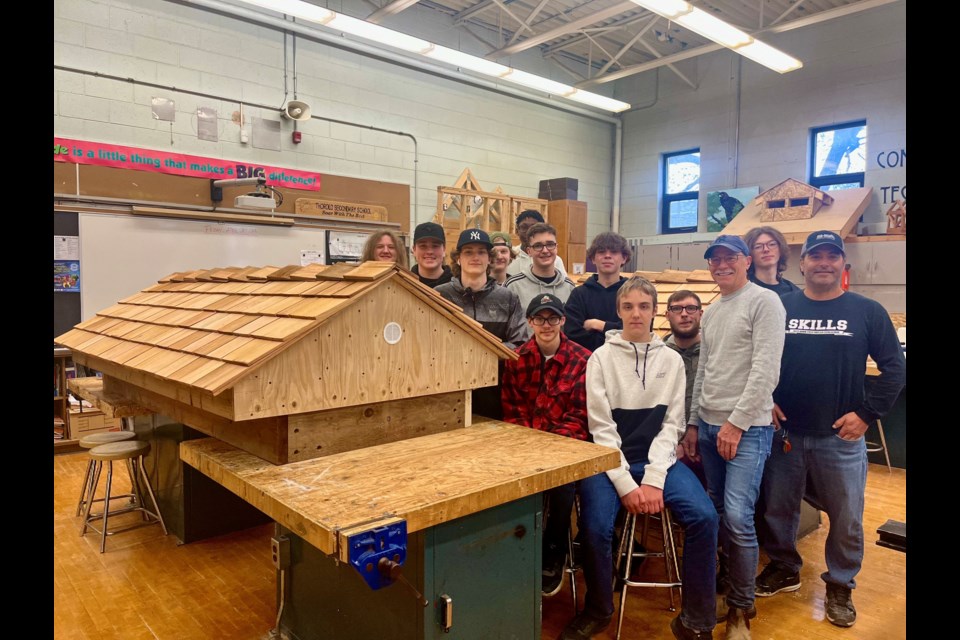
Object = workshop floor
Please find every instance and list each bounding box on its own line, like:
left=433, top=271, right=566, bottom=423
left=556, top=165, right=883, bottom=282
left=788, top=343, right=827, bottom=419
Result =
left=54, top=453, right=906, bottom=639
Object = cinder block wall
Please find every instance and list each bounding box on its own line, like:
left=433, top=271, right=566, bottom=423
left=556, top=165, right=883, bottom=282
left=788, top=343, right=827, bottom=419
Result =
left=54, top=0, right=618, bottom=237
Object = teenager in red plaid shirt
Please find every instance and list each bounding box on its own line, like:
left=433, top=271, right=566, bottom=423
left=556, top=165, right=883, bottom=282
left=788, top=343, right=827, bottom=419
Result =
left=501, top=293, right=592, bottom=598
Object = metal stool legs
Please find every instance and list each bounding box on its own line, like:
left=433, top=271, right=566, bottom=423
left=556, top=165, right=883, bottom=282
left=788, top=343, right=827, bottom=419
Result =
left=614, top=509, right=683, bottom=640
left=80, top=444, right=168, bottom=553
left=866, top=419, right=892, bottom=472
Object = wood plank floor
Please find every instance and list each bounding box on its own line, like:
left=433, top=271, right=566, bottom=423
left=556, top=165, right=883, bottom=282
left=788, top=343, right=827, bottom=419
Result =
left=54, top=453, right=905, bottom=639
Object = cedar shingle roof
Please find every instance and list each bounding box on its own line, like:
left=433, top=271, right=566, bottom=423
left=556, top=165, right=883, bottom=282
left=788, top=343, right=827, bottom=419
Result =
left=56, top=262, right=517, bottom=396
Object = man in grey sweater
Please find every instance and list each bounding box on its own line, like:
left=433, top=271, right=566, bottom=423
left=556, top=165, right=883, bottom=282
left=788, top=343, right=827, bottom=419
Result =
left=682, top=235, right=785, bottom=640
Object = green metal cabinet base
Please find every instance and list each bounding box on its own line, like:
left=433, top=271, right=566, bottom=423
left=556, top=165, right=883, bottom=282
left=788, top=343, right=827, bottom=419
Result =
left=278, top=494, right=543, bottom=640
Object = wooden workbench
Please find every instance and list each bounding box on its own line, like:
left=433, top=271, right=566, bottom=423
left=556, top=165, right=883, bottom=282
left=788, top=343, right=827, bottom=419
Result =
left=181, top=419, right=619, bottom=558
left=181, top=419, right=620, bottom=639
left=67, top=376, right=153, bottom=418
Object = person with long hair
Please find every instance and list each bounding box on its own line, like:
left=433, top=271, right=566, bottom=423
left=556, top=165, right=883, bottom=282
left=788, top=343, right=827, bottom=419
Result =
left=360, top=230, right=409, bottom=269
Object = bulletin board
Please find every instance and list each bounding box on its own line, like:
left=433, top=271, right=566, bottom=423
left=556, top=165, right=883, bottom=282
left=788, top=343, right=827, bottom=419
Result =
left=78, top=213, right=337, bottom=321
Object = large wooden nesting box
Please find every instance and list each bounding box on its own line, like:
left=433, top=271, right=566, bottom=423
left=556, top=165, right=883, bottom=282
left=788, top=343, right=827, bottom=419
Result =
left=756, top=178, right=834, bottom=222
left=56, top=262, right=518, bottom=465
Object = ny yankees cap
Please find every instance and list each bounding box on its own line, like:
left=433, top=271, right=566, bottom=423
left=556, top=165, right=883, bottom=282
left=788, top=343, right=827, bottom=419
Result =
left=456, top=228, right=493, bottom=250
left=801, top=230, right=845, bottom=256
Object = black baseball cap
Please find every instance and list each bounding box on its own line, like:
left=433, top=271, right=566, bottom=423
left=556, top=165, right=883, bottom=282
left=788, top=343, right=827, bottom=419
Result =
left=526, top=293, right=565, bottom=318
left=801, top=230, right=845, bottom=256
left=413, top=222, right=445, bottom=244
left=456, top=228, right=493, bottom=250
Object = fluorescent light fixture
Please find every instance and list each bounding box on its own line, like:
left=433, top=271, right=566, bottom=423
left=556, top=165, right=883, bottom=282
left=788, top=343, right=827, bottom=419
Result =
left=325, top=13, right=432, bottom=53
left=630, top=1, right=803, bottom=73
left=566, top=90, right=632, bottom=113
left=424, top=45, right=511, bottom=77
left=502, top=69, right=576, bottom=97
left=736, top=41, right=803, bottom=74
left=234, top=0, right=631, bottom=112
left=637, top=0, right=693, bottom=19
left=674, top=11, right=752, bottom=49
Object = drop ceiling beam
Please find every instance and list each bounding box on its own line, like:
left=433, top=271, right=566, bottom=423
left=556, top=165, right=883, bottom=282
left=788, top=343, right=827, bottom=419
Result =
left=454, top=0, right=497, bottom=24
left=506, top=0, right=553, bottom=46
left=367, top=0, right=422, bottom=24
left=596, top=15, right=658, bottom=75
left=485, top=1, right=639, bottom=59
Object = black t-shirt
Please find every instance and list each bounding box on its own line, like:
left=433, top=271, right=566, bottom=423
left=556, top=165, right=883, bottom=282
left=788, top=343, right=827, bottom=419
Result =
left=749, top=273, right=800, bottom=297
left=773, top=291, right=906, bottom=436
left=535, top=272, right=557, bottom=285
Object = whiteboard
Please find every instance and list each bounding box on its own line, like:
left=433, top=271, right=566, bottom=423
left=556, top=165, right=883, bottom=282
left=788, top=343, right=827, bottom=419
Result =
left=79, top=213, right=336, bottom=320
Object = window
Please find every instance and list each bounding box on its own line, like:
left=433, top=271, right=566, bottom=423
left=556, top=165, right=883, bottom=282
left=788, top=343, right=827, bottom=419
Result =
left=661, top=149, right=700, bottom=233
left=810, top=120, right=866, bottom=191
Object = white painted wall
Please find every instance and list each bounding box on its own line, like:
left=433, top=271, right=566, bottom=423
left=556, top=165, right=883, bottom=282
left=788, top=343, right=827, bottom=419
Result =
left=54, top=0, right=618, bottom=237
left=617, top=0, right=906, bottom=240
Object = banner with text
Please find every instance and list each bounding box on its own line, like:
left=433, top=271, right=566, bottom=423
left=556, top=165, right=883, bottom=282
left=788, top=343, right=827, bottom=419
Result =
left=53, top=137, right=321, bottom=191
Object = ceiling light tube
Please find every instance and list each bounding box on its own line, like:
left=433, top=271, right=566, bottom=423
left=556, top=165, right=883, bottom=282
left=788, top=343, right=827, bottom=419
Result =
left=502, top=69, right=577, bottom=96
left=566, top=90, right=631, bottom=113
left=635, top=0, right=693, bottom=19
left=674, top=9, right=753, bottom=49
left=234, top=0, right=631, bottom=112
left=736, top=41, right=803, bottom=74
left=325, top=13, right=432, bottom=53
left=630, top=0, right=802, bottom=73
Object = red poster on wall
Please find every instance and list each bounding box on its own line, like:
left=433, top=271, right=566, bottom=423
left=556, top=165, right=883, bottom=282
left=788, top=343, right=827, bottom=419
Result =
left=53, top=137, right=321, bottom=191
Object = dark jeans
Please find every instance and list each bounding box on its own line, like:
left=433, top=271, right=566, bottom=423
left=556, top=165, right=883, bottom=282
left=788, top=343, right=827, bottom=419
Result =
left=579, top=462, right=719, bottom=632
left=544, top=482, right=576, bottom=568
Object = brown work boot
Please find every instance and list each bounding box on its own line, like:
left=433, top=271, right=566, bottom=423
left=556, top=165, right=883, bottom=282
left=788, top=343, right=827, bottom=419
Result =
left=716, top=595, right=756, bottom=623
left=723, top=606, right=752, bottom=640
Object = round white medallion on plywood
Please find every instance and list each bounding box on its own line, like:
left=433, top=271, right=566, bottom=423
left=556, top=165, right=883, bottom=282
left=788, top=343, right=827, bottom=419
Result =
left=384, top=322, right=403, bottom=345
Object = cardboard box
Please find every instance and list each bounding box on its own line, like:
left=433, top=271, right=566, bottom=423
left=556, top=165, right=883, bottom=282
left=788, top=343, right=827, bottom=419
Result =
left=69, top=409, right=122, bottom=436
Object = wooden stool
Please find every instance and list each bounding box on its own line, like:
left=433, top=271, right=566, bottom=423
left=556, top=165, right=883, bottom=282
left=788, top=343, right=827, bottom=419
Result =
left=614, top=508, right=683, bottom=640
left=75, top=431, right=137, bottom=517
left=80, top=440, right=168, bottom=553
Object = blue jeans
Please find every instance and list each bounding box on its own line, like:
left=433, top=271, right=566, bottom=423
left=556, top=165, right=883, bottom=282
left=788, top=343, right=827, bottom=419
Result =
left=698, top=420, right=773, bottom=611
left=760, top=430, right=867, bottom=589
left=579, top=462, right=718, bottom=632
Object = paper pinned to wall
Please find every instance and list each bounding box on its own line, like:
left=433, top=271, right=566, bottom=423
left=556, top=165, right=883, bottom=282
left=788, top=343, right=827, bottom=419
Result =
left=54, top=235, right=80, bottom=260
left=197, top=107, right=218, bottom=142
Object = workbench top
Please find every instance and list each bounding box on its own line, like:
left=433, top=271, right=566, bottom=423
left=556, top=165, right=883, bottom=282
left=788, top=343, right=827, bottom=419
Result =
left=180, top=419, right=620, bottom=558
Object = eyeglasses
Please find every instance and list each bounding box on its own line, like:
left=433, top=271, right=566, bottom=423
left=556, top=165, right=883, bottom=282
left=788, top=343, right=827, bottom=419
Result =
left=530, top=241, right=558, bottom=252
left=667, top=305, right=701, bottom=315
left=530, top=315, right=562, bottom=326
left=707, top=254, right=742, bottom=266
left=752, top=241, right=779, bottom=252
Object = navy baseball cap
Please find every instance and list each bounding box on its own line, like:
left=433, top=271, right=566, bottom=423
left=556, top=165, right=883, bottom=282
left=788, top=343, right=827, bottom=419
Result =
left=801, top=230, right=845, bottom=256
left=526, top=293, right=565, bottom=318
left=704, top=235, right=750, bottom=258
left=456, top=228, right=493, bottom=250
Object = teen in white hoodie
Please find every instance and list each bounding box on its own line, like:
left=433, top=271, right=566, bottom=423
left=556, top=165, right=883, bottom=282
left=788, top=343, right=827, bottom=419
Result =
left=557, top=277, right=719, bottom=640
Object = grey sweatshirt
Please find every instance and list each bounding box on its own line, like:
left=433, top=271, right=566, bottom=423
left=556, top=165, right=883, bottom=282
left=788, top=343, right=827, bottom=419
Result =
left=587, top=331, right=687, bottom=495
left=689, top=281, right=785, bottom=431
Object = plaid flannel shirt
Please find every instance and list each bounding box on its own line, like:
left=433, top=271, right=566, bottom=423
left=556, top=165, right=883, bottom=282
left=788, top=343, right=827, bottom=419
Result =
left=501, top=334, right=591, bottom=440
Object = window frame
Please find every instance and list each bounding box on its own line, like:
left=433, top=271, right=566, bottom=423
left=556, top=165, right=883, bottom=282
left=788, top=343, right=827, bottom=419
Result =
left=809, top=120, right=866, bottom=191
left=660, top=148, right=701, bottom=234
